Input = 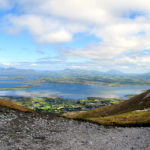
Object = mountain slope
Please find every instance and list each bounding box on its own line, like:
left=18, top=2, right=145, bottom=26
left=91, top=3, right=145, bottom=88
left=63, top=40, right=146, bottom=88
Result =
left=0, top=99, right=34, bottom=112
left=1, top=99, right=150, bottom=150
left=63, top=89, right=150, bottom=126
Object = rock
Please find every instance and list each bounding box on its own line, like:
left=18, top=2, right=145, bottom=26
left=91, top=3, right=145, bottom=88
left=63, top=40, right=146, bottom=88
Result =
left=0, top=105, right=150, bottom=150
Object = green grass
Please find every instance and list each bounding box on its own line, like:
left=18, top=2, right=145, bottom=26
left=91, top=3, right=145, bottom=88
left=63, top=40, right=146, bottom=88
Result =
left=12, top=97, right=84, bottom=113
left=10, top=96, right=122, bottom=113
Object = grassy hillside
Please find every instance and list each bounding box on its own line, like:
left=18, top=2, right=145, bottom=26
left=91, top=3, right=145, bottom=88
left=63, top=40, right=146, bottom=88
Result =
left=63, top=89, right=150, bottom=126
left=0, top=99, right=33, bottom=112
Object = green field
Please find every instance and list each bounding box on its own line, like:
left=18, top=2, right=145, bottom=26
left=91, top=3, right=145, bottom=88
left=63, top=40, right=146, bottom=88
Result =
left=7, top=96, right=122, bottom=113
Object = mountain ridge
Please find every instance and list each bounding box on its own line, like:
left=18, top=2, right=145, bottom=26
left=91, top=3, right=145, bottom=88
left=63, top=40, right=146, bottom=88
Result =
left=0, top=67, right=149, bottom=76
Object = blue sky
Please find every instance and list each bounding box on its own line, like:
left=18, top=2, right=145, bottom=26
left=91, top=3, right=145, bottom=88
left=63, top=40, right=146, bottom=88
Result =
left=0, top=0, right=150, bottom=73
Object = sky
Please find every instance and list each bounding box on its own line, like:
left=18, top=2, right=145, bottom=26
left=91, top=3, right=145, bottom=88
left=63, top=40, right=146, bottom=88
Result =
left=0, top=0, right=150, bottom=73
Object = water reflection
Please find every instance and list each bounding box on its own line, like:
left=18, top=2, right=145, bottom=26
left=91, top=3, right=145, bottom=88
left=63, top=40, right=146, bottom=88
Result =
left=0, top=82, right=150, bottom=100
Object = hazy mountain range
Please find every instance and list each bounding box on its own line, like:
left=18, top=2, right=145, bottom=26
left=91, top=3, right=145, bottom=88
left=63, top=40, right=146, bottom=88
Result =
left=0, top=67, right=149, bottom=77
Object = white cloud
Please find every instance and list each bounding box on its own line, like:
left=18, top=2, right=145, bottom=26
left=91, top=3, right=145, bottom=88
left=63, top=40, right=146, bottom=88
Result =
left=0, top=0, right=10, bottom=10
left=30, top=63, right=37, bottom=66
left=5, top=14, right=74, bottom=43
left=4, top=0, right=150, bottom=47
left=1, top=62, right=12, bottom=66
left=37, top=30, right=72, bottom=43
left=1, top=62, right=18, bottom=67
left=1, top=0, right=150, bottom=72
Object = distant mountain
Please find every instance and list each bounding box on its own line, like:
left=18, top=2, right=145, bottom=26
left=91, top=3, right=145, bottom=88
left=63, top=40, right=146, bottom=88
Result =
left=0, top=67, right=149, bottom=79
left=106, top=69, right=125, bottom=75
left=0, top=67, right=104, bottom=77
left=140, top=72, right=150, bottom=79
left=63, top=89, right=150, bottom=126
left=0, top=67, right=52, bottom=77
left=59, top=69, right=104, bottom=76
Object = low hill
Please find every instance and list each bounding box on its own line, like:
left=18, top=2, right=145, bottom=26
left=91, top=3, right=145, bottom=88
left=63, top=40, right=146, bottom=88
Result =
left=63, top=89, right=150, bottom=126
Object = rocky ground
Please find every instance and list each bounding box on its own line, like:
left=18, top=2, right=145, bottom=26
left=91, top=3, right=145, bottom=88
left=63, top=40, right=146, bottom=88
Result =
left=0, top=106, right=150, bottom=150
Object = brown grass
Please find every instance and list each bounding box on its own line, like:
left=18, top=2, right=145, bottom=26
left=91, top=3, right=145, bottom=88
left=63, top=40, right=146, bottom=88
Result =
left=85, top=110, right=150, bottom=126
left=0, top=99, right=34, bottom=112
left=62, top=89, right=150, bottom=126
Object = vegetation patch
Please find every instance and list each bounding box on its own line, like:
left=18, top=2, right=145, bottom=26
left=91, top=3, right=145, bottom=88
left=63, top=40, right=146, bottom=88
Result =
left=0, top=88, right=26, bottom=91
left=5, top=96, right=122, bottom=113
left=36, top=75, right=150, bottom=86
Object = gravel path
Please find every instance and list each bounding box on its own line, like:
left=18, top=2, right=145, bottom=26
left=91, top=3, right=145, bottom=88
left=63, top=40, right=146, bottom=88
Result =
left=0, top=106, right=150, bottom=150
